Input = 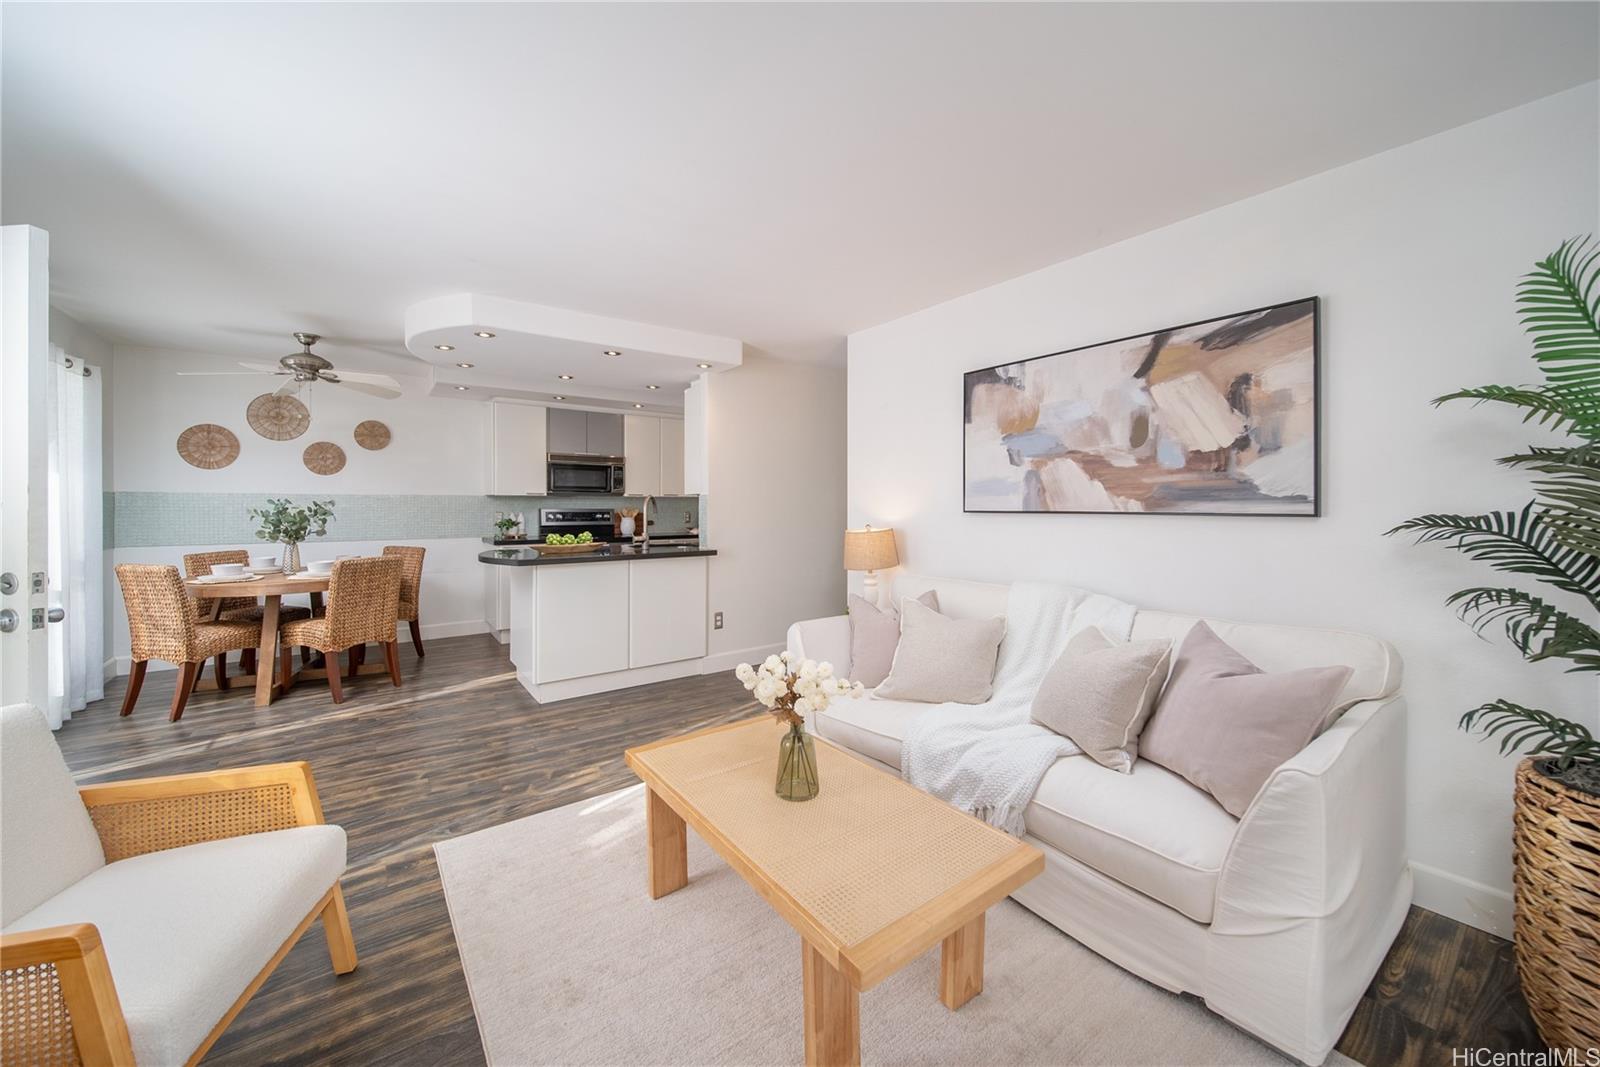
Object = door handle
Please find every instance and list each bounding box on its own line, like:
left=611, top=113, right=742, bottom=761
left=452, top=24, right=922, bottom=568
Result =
left=0, top=609, right=17, bottom=634
left=47, top=606, right=65, bottom=623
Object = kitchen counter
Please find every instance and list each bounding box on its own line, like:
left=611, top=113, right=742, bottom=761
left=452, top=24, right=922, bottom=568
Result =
left=479, top=545, right=717, bottom=566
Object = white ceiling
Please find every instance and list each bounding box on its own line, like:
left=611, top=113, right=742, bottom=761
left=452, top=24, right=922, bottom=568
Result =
left=4, top=2, right=1596, bottom=377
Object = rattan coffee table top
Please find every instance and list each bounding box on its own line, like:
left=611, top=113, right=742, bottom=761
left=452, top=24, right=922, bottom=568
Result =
left=626, top=717, right=1042, bottom=988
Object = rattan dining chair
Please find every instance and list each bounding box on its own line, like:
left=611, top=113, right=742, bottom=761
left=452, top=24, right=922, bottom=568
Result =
left=114, top=564, right=263, bottom=721
left=382, top=545, right=426, bottom=657
left=279, top=556, right=403, bottom=705
left=183, top=549, right=311, bottom=679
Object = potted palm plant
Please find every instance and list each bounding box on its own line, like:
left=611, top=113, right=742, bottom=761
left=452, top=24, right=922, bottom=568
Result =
left=1390, top=236, right=1599, bottom=1051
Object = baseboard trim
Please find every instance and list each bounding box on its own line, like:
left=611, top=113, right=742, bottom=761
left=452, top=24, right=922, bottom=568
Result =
left=1410, top=861, right=1512, bottom=938
left=700, top=643, right=784, bottom=674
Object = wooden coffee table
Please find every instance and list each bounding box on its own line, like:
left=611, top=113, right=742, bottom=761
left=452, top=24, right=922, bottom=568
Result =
left=625, top=717, right=1043, bottom=1067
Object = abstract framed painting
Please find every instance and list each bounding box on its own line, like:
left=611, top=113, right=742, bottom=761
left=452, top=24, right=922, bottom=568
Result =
left=963, top=297, right=1319, bottom=516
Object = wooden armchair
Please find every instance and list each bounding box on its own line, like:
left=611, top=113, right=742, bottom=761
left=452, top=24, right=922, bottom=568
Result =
left=0, top=705, right=356, bottom=1066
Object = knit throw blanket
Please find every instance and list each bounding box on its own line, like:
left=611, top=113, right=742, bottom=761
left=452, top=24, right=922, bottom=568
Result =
left=899, top=582, right=1136, bottom=835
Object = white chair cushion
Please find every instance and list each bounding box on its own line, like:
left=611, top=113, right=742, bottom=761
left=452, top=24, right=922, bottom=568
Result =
left=3, top=825, right=347, bottom=1067
left=813, top=695, right=931, bottom=768
left=0, top=704, right=106, bottom=926
left=1024, top=756, right=1237, bottom=923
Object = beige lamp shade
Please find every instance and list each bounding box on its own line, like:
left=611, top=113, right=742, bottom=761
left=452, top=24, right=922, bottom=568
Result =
left=843, top=526, right=899, bottom=572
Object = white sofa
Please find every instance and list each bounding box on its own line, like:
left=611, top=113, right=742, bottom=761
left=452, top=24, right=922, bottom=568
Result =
left=786, top=574, right=1409, bottom=1067
left=0, top=704, right=356, bottom=1065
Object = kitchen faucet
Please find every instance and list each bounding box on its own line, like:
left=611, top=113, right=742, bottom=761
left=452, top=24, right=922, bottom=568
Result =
left=639, top=495, right=654, bottom=550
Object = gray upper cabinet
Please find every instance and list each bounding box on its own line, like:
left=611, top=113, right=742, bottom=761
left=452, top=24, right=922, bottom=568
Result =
left=585, top=413, right=624, bottom=456
left=547, top=408, right=588, bottom=455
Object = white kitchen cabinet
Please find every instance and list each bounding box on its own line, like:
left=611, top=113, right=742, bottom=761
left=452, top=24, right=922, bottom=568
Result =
left=489, top=401, right=548, bottom=496
left=534, top=562, right=631, bottom=682
left=623, top=414, right=662, bottom=496
left=628, top=557, right=707, bottom=667
left=659, top=419, right=685, bottom=496
left=483, top=565, right=512, bottom=639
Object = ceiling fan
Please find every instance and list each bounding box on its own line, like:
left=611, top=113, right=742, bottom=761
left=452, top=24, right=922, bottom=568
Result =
left=177, top=332, right=403, bottom=399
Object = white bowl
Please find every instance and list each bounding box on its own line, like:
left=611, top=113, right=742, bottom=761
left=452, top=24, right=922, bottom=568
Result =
left=250, top=556, right=277, bottom=569
left=306, top=560, right=335, bottom=575
left=212, top=563, right=246, bottom=577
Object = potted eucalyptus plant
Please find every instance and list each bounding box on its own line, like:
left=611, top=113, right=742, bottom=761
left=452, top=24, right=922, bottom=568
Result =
left=248, top=498, right=335, bottom=574
left=1390, top=236, right=1599, bottom=1051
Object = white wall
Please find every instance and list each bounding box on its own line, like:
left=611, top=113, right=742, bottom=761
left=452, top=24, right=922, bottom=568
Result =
left=847, top=83, right=1600, bottom=937
left=701, top=351, right=847, bottom=667
left=109, top=345, right=487, bottom=494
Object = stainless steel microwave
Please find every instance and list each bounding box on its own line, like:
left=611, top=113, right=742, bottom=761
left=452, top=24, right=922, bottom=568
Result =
left=548, top=455, right=625, bottom=495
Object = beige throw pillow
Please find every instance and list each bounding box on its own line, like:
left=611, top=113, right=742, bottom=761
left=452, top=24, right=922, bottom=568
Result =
left=1030, top=627, right=1173, bottom=773
left=1140, top=622, right=1354, bottom=817
left=875, top=598, right=1006, bottom=704
left=847, top=590, right=940, bottom=688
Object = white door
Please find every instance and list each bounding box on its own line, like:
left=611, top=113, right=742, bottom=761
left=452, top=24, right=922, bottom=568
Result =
left=1, top=226, right=52, bottom=711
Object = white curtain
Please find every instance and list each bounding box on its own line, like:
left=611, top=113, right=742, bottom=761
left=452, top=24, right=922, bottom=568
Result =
left=44, top=347, right=104, bottom=728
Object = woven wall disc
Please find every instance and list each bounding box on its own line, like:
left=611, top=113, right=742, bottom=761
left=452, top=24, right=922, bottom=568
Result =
left=353, top=419, right=391, bottom=450
left=247, top=393, right=311, bottom=440
left=303, top=441, right=346, bottom=476
left=176, top=423, right=240, bottom=469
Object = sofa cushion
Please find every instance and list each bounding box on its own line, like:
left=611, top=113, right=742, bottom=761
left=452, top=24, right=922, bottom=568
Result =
left=3, top=824, right=347, bottom=1067
left=814, top=696, right=932, bottom=768
left=0, top=704, right=106, bottom=926
left=1031, top=628, right=1173, bottom=773
left=875, top=598, right=1006, bottom=704
left=1024, top=755, right=1237, bottom=923
left=847, top=590, right=939, bottom=688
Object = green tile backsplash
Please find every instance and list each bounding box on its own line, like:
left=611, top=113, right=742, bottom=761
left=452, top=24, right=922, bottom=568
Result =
left=108, top=492, right=699, bottom=548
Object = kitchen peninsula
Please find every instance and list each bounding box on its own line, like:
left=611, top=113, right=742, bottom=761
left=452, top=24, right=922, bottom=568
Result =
left=480, top=544, right=718, bottom=701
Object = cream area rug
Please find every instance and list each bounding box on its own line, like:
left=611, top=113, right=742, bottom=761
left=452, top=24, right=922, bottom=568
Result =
left=434, top=785, right=1357, bottom=1067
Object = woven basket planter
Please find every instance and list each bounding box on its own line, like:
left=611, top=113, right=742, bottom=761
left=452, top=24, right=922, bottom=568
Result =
left=1512, top=758, right=1600, bottom=1051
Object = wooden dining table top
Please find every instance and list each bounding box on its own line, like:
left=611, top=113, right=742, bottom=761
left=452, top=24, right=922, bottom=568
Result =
left=185, top=573, right=331, bottom=597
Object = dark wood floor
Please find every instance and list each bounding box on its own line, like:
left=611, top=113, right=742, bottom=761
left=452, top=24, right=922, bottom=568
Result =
left=53, top=635, right=1541, bottom=1065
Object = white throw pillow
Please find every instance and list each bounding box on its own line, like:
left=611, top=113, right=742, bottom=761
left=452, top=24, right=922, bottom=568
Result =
left=1030, top=627, right=1173, bottom=773
left=875, top=598, right=1006, bottom=704
left=847, top=590, right=940, bottom=688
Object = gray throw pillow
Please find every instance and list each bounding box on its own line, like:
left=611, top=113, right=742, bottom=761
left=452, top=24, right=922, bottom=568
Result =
left=847, top=590, right=940, bottom=688
left=1140, top=622, right=1354, bottom=817
left=875, top=597, right=1006, bottom=704
left=1031, top=627, right=1173, bottom=773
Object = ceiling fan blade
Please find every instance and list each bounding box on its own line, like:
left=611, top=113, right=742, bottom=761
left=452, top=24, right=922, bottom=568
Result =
left=175, top=370, right=276, bottom=376
left=239, top=360, right=287, bottom=374
left=328, top=370, right=402, bottom=389
left=327, top=376, right=401, bottom=399
left=275, top=378, right=301, bottom=397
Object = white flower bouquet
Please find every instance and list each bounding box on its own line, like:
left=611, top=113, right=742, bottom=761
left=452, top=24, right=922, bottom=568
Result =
left=735, top=652, right=863, bottom=729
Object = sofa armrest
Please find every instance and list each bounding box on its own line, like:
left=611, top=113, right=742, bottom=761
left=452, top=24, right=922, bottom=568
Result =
left=785, top=615, right=852, bottom=676
left=0, top=923, right=135, bottom=1065
left=78, top=762, right=328, bottom=862
left=1212, top=694, right=1408, bottom=931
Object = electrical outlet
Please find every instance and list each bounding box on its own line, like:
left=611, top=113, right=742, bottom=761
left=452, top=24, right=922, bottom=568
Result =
left=713, top=611, right=724, bottom=630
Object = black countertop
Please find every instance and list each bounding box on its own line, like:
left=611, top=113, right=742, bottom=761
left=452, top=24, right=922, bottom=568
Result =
left=479, top=545, right=718, bottom=567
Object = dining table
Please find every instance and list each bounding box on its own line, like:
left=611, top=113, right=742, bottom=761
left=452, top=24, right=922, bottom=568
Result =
left=186, top=572, right=329, bottom=707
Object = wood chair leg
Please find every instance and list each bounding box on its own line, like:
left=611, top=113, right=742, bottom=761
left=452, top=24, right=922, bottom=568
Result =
left=119, top=661, right=147, bottom=716
left=409, top=619, right=424, bottom=658
left=214, top=653, right=230, bottom=691
left=326, top=652, right=345, bottom=704
left=321, top=883, right=359, bottom=975
left=384, top=641, right=401, bottom=686
left=348, top=643, right=363, bottom=679
left=170, top=662, right=200, bottom=721
left=241, top=647, right=256, bottom=675
left=280, top=641, right=294, bottom=692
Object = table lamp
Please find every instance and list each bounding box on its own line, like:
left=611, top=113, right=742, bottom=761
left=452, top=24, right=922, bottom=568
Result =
left=843, top=526, right=899, bottom=608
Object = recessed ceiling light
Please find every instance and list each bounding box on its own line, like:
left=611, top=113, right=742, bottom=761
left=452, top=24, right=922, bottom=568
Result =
left=552, top=395, right=566, bottom=401
left=697, top=362, right=712, bottom=369
left=455, top=385, right=470, bottom=391
left=633, top=403, right=643, bottom=409
left=435, top=344, right=455, bottom=351
left=474, top=331, right=496, bottom=339
left=455, top=361, right=475, bottom=369
left=646, top=384, right=660, bottom=390
left=558, top=374, right=574, bottom=380
left=604, top=349, right=622, bottom=356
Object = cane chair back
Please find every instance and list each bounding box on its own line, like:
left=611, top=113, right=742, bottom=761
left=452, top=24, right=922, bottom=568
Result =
left=182, top=550, right=257, bottom=620
left=381, top=546, right=425, bottom=622
left=323, top=557, right=402, bottom=649
left=115, top=565, right=201, bottom=664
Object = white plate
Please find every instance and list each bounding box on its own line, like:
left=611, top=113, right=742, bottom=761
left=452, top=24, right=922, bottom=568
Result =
left=247, top=566, right=281, bottom=575
left=193, top=573, right=263, bottom=585
left=286, top=572, right=331, bottom=580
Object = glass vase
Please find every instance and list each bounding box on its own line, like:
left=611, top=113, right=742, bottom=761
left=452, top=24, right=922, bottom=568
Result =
left=775, top=722, right=819, bottom=802
left=281, top=542, right=301, bottom=575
